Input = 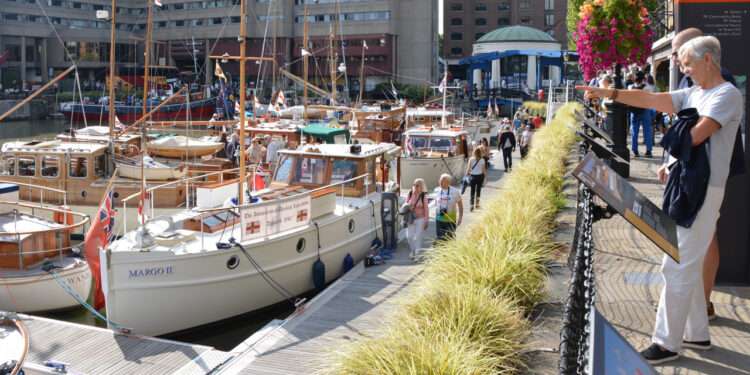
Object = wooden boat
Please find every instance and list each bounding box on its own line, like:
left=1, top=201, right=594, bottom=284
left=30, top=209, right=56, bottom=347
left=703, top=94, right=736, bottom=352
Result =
left=351, top=105, right=407, bottom=144
left=0, top=312, right=28, bottom=375
left=0, top=183, right=92, bottom=313
left=116, top=156, right=186, bottom=181
left=56, top=126, right=142, bottom=157
left=147, top=135, right=224, bottom=158
left=102, top=143, right=401, bottom=336
left=401, top=127, right=470, bottom=190
left=59, top=97, right=216, bottom=125
left=406, top=107, right=456, bottom=128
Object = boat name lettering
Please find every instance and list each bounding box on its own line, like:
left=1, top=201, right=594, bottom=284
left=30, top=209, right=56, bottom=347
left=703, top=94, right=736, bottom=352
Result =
left=128, top=266, right=174, bottom=278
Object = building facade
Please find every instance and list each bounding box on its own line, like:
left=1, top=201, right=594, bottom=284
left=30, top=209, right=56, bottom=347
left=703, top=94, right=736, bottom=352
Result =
left=443, top=0, right=567, bottom=78
left=0, top=0, right=437, bottom=94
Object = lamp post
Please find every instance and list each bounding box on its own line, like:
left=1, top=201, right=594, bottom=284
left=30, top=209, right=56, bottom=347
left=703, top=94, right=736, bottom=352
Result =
left=605, top=65, right=630, bottom=177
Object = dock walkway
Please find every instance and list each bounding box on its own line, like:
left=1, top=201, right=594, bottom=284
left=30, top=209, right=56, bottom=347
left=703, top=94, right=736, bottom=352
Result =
left=218, top=151, right=515, bottom=374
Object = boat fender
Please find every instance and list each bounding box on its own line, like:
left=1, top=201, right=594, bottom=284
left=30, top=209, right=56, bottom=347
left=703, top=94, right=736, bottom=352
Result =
left=313, top=259, right=326, bottom=291
left=342, top=253, right=354, bottom=274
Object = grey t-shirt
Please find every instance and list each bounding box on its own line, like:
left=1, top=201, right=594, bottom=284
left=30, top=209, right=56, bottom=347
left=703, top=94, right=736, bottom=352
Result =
left=671, top=81, right=744, bottom=188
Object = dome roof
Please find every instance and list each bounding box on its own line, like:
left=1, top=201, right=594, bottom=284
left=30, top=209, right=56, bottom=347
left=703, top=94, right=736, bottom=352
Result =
left=476, top=26, right=556, bottom=43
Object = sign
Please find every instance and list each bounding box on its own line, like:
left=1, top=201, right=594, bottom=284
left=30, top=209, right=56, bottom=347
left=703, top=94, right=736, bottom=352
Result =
left=240, top=194, right=311, bottom=241
left=573, top=153, right=679, bottom=262
left=588, top=307, right=658, bottom=375
left=577, top=131, right=627, bottom=164
left=581, top=119, right=614, bottom=145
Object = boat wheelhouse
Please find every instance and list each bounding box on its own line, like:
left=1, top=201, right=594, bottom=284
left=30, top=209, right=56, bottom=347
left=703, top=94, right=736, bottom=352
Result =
left=401, top=127, right=470, bottom=190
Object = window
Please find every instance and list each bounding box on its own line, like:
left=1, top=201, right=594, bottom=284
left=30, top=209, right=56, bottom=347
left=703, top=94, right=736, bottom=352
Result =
left=175, top=20, right=185, bottom=27
left=69, top=157, right=87, bottom=178
left=450, top=32, right=462, bottom=41
left=231, top=16, right=241, bottom=23
left=498, top=2, right=510, bottom=11
left=475, top=3, right=487, bottom=11
left=41, top=156, right=59, bottom=178
left=449, top=3, right=462, bottom=11
left=212, top=17, right=223, bottom=24
left=498, top=17, right=510, bottom=26
left=73, top=2, right=81, bottom=8
left=158, top=21, right=167, bottom=28
left=450, top=47, right=463, bottom=55
left=95, top=155, right=105, bottom=177
left=293, top=157, right=326, bottom=185
left=50, top=0, right=62, bottom=6
left=18, top=157, right=35, bottom=177
left=545, top=14, right=554, bottom=26
left=450, top=18, right=462, bottom=26
left=3, top=14, right=18, bottom=21
left=475, top=18, right=486, bottom=26
left=191, top=19, right=204, bottom=26
left=173, top=3, right=184, bottom=9
left=330, top=160, right=358, bottom=187
left=274, top=155, right=293, bottom=183
left=1, top=156, right=15, bottom=176
left=520, top=0, right=530, bottom=9
left=520, top=16, right=531, bottom=24
left=545, top=0, right=554, bottom=10
left=475, top=33, right=485, bottom=40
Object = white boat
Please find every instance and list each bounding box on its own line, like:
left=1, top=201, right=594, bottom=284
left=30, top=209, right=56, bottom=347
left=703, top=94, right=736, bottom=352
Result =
left=0, top=183, right=92, bottom=313
left=401, top=127, right=470, bottom=190
left=0, top=312, right=28, bottom=374
left=460, top=117, right=500, bottom=146
left=102, top=143, right=401, bottom=336
left=147, top=135, right=223, bottom=158
left=116, top=156, right=186, bottom=181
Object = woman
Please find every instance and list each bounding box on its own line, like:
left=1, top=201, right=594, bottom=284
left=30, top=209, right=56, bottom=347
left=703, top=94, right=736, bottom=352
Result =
left=498, top=125, right=516, bottom=171
left=480, top=138, right=491, bottom=168
left=519, top=124, right=533, bottom=159
left=406, top=178, right=429, bottom=260
left=466, top=147, right=487, bottom=211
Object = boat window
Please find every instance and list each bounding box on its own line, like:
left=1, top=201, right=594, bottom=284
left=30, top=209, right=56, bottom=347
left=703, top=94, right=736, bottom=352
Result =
left=69, top=156, right=88, bottom=178
left=94, top=155, right=106, bottom=177
left=0, top=155, right=15, bottom=176
left=330, top=159, right=358, bottom=187
left=430, top=137, right=453, bottom=150
left=273, top=154, right=293, bottom=183
left=333, top=134, right=348, bottom=144
left=41, top=156, right=60, bottom=177
left=18, top=157, right=36, bottom=176
left=409, top=137, right=429, bottom=149
left=293, top=157, right=326, bottom=185
left=366, top=159, right=376, bottom=187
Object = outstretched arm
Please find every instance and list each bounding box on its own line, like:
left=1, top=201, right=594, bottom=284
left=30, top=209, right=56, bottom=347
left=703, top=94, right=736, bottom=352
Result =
left=576, top=86, right=675, bottom=114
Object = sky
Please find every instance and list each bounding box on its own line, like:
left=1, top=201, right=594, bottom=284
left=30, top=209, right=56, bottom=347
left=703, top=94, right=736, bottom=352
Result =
left=439, top=0, right=444, bottom=35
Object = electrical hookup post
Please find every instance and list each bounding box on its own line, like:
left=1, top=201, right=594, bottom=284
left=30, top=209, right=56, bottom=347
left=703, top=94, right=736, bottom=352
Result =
left=678, top=0, right=750, bottom=284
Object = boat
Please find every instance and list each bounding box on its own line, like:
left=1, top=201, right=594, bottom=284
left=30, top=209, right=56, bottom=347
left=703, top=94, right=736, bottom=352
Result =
left=116, top=155, right=186, bottom=181
left=59, top=97, right=216, bottom=125
left=147, top=135, right=224, bottom=158
left=0, top=311, right=28, bottom=375
left=56, top=125, right=142, bottom=156
left=460, top=116, right=501, bottom=146
left=405, top=107, right=456, bottom=128
left=102, top=143, right=401, bottom=336
left=350, top=104, right=407, bottom=145
left=0, top=183, right=92, bottom=313
left=401, top=127, right=470, bottom=190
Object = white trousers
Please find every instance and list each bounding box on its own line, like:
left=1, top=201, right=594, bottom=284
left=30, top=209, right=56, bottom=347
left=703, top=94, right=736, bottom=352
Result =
left=652, top=186, right=725, bottom=352
left=407, top=218, right=427, bottom=254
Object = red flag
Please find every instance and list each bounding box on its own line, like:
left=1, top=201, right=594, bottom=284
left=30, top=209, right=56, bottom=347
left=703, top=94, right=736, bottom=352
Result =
left=0, top=50, right=10, bottom=66
left=84, top=189, right=114, bottom=310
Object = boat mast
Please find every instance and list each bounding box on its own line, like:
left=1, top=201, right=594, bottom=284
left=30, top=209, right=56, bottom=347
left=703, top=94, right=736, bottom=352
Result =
left=328, top=24, right=336, bottom=106
left=302, top=4, right=309, bottom=122
left=441, top=69, right=448, bottom=128
left=358, top=41, right=365, bottom=107
left=140, top=0, right=155, bottom=223
left=107, top=0, right=117, bottom=159
left=238, top=0, right=248, bottom=204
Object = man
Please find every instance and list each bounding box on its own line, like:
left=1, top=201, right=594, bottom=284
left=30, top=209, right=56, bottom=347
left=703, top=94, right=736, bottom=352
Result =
left=628, top=71, right=654, bottom=157
left=246, top=136, right=266, bottom=165
left=433, top=174, right=463, bottom=241
left=578, top=36, right=743, bottom=364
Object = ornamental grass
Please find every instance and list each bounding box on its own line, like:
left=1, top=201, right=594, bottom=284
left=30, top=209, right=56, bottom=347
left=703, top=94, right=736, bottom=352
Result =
left=522, top=101, right=548, bottom=117
left=328, top=103, right=580, bottom=374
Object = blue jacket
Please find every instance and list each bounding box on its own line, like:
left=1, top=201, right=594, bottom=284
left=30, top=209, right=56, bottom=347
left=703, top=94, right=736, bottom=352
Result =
left=660, top=108, right=710, bottom=228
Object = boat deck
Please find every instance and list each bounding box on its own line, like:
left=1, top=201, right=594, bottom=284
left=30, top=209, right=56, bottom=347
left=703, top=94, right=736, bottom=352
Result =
left=19, top=315, right=232, bottom=374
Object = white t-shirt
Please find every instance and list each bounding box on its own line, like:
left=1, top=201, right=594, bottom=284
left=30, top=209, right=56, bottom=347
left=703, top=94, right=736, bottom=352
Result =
left=670, top=81, right=744, bottom=188
left=433, top=186, right=462, bottom=223
left=468, top=157, right=486, bottom=175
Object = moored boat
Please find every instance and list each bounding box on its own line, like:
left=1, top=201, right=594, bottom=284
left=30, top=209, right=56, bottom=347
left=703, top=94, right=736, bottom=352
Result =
left=102, top=143, right=401, bottom=336
left=115, top=155, right=186, bottom=181
left=59, top=98, right=216, bottom=125
left=147, top=135, right=224, bottom=158
left=401, top=127, right=470, bottom=190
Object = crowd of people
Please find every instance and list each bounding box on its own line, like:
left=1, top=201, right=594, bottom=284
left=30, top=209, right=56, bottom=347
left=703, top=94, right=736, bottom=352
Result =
left=579, top=28, right=745, bottom=365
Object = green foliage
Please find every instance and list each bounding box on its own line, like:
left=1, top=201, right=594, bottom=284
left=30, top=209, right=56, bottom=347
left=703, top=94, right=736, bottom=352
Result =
left=327, top=103, right=581, bottom=374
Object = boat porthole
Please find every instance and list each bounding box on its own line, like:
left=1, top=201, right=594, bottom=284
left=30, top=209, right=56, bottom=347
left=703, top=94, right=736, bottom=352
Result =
left=348, top=219, right=355, bottom=233
left=227, top=255, right=240, bottom=270
left=81, top=190, right=87, bottom=198
left=296, top=238, right=306, bottom=253
left=113, top=192, right=119, bottom=198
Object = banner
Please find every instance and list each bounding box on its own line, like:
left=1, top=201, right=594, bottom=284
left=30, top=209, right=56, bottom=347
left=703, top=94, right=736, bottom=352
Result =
left=241, top=194, right=311, bottom=241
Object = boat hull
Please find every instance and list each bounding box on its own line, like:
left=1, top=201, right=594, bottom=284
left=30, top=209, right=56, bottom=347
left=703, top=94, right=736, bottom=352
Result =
left=400, top=155, right=467, bottom=191
left=116, top=161, right=187, bottom=180
left=0, top=257, right=92, bottom=313
left=60, top=99, right=216, bottom=125
left=147, top=144, right=223, bottom=158
left=103, top=200, right=382, bottom=336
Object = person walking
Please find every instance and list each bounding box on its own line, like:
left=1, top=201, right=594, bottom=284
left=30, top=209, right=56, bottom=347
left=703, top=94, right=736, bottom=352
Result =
left=466, top=147, right=487, bottom=211
left=405, top=178, right=429, bottom=260
left=628, top=71, right=654, bottom=157
left=578, top=35, right=743, bottom=364
left=498, top=125, right=516, bottom=171
left=519, top=124, right=533, bottom=159
left=480, top=138, right=491, bottom=168
left=433, top=174, right=463, bottom=241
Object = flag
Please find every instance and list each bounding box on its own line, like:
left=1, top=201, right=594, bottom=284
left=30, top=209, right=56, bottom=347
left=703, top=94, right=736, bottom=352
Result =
left=214, top=61, right=227, bottom=82
left=301, top=48, right=312, bottom=57
left=405, top=136, right=414, bottom=155
left=487, top=101, right=493, bottom=118
left=236, top=100, right=242, bottom=116
left=438, top=75, right=446, bottom=94
left=137, top=190, right=151, bottom=224
left=390, top=81, right=399, bottom=99
left=275, top=90, right=286, bottom=111
left=363, top=40, right=368, bottom=50
left=0, top=50, right=10, bottom=66
left=154, top=0, right=162, bottom=6
left=253, top=96, right=262, bottom=113
left=494, top=102, right=500, bottom=117
left=84, top=188, right=115, bottom=310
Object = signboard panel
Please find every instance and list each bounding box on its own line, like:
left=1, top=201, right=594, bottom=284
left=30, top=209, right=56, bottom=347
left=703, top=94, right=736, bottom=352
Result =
left=573, top=153, right=679, bottom=262
left=241, top=194, right=311, bottom=242
left=589, top=307, right=658, bottom=375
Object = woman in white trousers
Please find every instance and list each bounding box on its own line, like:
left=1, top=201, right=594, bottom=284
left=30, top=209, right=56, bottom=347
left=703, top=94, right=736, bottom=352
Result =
left=406, top=178, right=429, bottom=259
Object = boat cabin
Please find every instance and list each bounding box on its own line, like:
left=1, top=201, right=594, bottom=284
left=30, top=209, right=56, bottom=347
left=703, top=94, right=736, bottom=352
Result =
left=403, top=128, right=470, bottom=158
left=352, top=106, right=406, bottom=144
left=406, top=108, right=456, bottom=128
left=271, top=143, right=400, bottom=198
left=300, top=125, right=350, bottom=145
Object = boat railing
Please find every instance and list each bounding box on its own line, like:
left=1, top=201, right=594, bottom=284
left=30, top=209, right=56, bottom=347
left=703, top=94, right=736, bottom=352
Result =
left=189, top=173, right=371, bottom=247
left=119, top=165, right=259, bottom=233
left=0, top=179, right=67, bottom=207
left=0, top=202, right=89, bottom=268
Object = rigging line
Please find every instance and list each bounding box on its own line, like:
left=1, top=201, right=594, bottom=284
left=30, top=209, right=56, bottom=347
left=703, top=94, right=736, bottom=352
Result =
left=335, top=0, right=350, bottom=103
left=73, top=69, right=89, bottom=128
left=364, top=65, right=437, bottom=86
left=253, top=0, right=274, bottom=94
left=33, top=0, right=78, bottom=64
left=184, top=3, right=240, bottom=86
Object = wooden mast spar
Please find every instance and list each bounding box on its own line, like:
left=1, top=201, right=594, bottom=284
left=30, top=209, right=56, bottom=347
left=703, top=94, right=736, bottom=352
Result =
left=303, top=4, right=309, bottom=122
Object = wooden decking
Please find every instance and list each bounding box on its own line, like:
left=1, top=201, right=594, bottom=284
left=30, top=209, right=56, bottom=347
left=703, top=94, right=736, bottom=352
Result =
left=20, top=315, right=232, bottom=374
